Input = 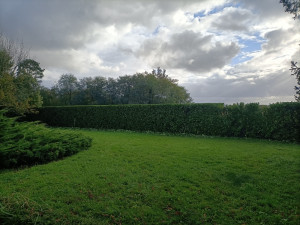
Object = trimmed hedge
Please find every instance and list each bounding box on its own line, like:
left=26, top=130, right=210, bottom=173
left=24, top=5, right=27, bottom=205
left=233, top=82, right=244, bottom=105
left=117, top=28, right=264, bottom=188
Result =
left=28, top=102, right=300, bottom=142
left=0, top=110, right=92, bottom=169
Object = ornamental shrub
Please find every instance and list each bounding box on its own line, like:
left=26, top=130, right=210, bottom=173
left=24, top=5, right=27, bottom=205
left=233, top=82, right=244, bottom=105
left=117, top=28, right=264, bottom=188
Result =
left=0, top=110, right=92, bottom=169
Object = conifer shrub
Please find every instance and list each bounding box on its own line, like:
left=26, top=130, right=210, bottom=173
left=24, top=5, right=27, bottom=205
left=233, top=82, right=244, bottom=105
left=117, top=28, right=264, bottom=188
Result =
left=27, top=102, right=300, bottom=142
left=0, top=110, right=92, bottom=169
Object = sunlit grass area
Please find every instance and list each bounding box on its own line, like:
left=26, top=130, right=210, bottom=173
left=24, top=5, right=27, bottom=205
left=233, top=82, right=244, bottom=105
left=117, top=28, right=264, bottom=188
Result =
left=0, top=130, right=299, bottom=224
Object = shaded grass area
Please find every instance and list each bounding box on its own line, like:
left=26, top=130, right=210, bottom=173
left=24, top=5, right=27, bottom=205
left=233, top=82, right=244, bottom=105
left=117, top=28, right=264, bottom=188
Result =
left=0, top=130, right=299, bottom=224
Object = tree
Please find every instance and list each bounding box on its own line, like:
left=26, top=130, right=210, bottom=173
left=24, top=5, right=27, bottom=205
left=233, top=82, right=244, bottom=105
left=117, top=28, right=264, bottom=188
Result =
left=116, top=70, right=192, bottom=104
left=280, top=0, right=300, bottom=101
left=55, top=74, right=78, bottom=105
left=0, top=33, right=28, bottom=74
left=0, top=48, right=13, bottom=74
left=280, top=0, right=300, bottom=19
left=152, top=67, right=167, bottom=78
left=290, top=61, right=300, bottom=101
left=0, top=33, right=44, bottom=114
left=75, top=76, right=108, bottom=105
left=40, top=86, right=60, bottom=106
left=0, top=50, right=16, bottom=108
left=105, top=78, right=120, bottom=104
left=15, top=59, right=44, bottom=110
left=41, top=69, right=192, bottom=106
left=0, top=45, right=44, bottom=113
left=17, top=59, right=44, bottom=79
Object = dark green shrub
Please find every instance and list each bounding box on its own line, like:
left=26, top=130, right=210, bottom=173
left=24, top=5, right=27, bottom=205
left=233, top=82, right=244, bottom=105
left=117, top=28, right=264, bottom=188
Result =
left=27, top=102, right=300, bottom=142
left=0, top=110, right=92, bottom=169
left=223, top=103, right=264, bottom=138
left=261, top=103, right=300, bottom=141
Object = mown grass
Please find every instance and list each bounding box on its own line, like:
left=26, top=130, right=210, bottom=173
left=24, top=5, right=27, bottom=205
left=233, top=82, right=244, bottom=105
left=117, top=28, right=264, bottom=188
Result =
left=0, top=130, right=299, bottom=224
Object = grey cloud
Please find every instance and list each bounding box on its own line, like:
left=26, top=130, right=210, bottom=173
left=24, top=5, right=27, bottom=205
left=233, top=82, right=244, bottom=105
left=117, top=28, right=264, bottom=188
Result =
left=137, top=30, right=240, bottom=72
left=184, top=68, right=297, bottom=104
left=191, top=96, right=295, bottom=104
left=1, top=0, right=297, bottom=105
left=0, top=0, right=99, bottom=50
left=0, top=0, right=210, bottom=51
left=212, top=7, right=254, bottom=31
left=32, top=49, right=81, bottom=72
left=0, top=0, right=137, bottom=50
left=236, top=0, right=287, bottom=19
left=262, top=28, right=299, bottom=53
left=262, top=29, right=286, bottom=51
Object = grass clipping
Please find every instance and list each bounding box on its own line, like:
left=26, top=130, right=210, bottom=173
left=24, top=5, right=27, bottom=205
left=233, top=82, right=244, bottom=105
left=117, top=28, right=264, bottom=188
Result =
left=0, top=110, right=92, bottom=169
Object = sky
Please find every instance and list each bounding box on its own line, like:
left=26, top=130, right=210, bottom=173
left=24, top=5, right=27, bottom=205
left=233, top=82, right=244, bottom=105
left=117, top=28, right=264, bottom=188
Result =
left=0, top=0, right=299, bottom=104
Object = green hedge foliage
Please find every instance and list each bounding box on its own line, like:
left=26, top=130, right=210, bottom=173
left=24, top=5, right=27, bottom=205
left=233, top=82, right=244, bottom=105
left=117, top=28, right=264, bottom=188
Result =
left=0, top=110, right=92, bottom=169
left=28, top=102, right=300, bottom=142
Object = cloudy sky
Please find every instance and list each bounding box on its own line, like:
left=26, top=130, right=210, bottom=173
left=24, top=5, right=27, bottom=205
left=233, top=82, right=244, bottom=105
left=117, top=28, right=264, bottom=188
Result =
left=1, top=0, right=299, bottom=104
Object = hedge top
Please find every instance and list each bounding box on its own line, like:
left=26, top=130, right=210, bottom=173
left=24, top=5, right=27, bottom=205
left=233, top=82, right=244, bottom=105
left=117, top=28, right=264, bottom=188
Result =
left=28, top=102, right=300, bottom=142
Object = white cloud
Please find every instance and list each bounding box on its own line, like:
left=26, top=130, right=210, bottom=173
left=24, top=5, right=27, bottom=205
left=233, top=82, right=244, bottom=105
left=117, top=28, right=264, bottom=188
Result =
left=0, top=0, right=299, bottom=104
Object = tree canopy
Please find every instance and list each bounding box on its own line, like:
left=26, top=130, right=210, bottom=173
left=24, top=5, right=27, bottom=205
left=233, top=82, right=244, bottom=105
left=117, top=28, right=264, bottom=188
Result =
left=0, top=35, right=44, bottom=114
left=279, top=0, right=300, bottom=101
left=280, top=0, right=300, bottom=19
left=41, top=69, right=192, bottom=106
left=290, top=61, right=300, bottom=101
left=1, top=33, right=191, bottom=109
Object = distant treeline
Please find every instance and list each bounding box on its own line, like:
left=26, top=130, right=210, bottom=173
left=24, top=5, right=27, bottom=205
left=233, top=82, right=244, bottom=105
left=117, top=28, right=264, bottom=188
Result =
left=41, top=68, right=192, bottom=106
left=1, top=33, right=191, bottom=114
left=28, top=102, right=300, bottom=142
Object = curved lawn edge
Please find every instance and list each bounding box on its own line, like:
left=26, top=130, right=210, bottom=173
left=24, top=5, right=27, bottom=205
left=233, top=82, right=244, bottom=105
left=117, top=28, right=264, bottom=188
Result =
left=0, top=129, right=299, bottom=224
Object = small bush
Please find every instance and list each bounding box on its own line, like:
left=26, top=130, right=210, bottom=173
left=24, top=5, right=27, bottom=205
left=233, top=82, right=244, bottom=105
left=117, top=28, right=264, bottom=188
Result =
left=0, top=110, right=92, bottom=169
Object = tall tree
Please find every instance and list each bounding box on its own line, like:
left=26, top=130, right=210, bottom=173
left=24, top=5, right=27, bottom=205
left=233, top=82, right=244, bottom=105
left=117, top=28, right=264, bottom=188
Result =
left=15, top=59, right=44, bottom=110
left=280, top=0, right=300, bottom=19
left=0, top=33, right=28, bottom=73
left=117, top=70, right=192, bottom=104
left=280, top=0, right=300, bottom=101
left=17, top=59, right=44, bottom=79
left=0, top=49, right=16, bottom=108
left=0, top=48, right=13, bottom=74
left=41, top=69, right=192, bottom=106
left=40, top=86, right=60, bottom=106
left=0, top=36, right=44, bottom=114
left=105, top=78, right=120, bottom=104
left=290, top=61, right=300, bottom=101
left=55, top=74, right=78, bottom=105
left=75, top=76, right=108, bottom=105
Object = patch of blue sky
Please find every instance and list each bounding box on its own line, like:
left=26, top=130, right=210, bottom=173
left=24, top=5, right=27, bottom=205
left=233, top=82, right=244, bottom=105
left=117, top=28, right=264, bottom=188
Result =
left=193, top=10, right=206, bottom=19
left=238, top=35, right=265, bottom=52
left=152, top=25, right=166, bottom=36
left=231, top=53, right=253, bottom=65
left=193, top=2, right=241, bottom=19
left=231, top=35, right=266, bottom=65
left=152, top=26, right=160, bottom=35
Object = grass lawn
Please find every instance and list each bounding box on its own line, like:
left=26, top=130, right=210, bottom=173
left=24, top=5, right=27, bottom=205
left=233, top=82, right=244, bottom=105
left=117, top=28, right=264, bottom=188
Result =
left=0, top=129, right=299, bottom=224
